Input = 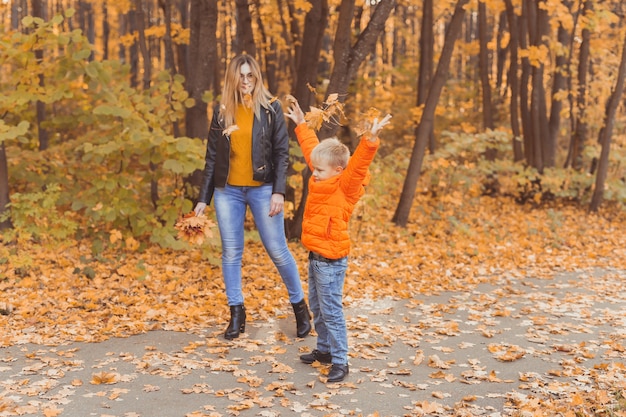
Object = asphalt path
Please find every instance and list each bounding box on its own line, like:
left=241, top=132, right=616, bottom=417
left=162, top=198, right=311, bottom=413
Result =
left=1, top=268, right=625, bottom=416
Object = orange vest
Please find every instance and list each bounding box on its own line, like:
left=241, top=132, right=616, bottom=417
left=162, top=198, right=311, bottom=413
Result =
left=295, top=123, right=379, bottom=259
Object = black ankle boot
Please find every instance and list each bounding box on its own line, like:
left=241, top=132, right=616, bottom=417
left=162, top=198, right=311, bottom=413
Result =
left=291, top=299, right=311, bottom=338
left=225, top=305, right=246, bottom=340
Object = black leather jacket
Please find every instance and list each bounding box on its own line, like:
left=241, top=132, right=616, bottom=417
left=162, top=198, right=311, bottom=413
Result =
left=197, top=100, right=290, bottom=205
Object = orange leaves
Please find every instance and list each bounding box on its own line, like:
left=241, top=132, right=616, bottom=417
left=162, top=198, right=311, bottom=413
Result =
left=174, top=212, right=215, bottom=245
left=297, top=93, right=346, bottom=132
left=427, top=354, right=453, bottom=369
left=488, top=343, right=526, bottom=362
left=90, top=371, right=120, bottom=385
left=287, top=92, right=388, bottom=141
left=42, top=408, right=63, bottom=417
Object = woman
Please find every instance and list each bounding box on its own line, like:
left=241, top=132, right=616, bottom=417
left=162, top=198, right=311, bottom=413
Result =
left=194, top=54, right=311, bottom=340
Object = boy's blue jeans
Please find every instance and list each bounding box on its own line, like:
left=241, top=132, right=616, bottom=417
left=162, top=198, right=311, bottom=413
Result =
left=308, top=254, right=349, bottom=366
left=213, top=184, right=304, bottom=306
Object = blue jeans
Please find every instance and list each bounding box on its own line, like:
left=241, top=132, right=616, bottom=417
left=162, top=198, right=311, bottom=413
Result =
left=213, top=184, right=304, bottom=306
left=308, top=255, right=349, bottom=365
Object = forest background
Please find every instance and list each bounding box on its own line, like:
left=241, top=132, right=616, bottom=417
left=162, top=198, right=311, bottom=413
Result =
left=0, top=0, right=626, bottom=414
left=1, top=0, right=625, bottom=248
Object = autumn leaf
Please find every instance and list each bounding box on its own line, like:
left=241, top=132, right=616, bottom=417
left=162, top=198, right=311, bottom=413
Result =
left=90, top=371, right=120, bottom=385
left=428, top=354, right=452, bottom=369
left=43, top=408, right=63, bottom=417
left=302, top=93, right=346, bottom=131
left=270, top=362, right=294, bottom=374
left=109, top=229, right=122, bottom=244
left=353, top=107, right=383, bottom=138
left=413, top=349, right=424, bottom=365
left=488, top=343, right=526, bottom=362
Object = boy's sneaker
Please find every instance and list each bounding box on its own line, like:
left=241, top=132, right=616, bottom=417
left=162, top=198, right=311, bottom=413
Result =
left=300, top=349, right=332, bottom=364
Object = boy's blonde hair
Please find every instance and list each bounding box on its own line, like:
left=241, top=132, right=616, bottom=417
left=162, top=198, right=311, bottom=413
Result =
left=311, top=137, right=350, bottom=169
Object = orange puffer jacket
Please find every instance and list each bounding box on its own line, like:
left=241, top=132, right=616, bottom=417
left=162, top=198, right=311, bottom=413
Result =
left=295, top=123, right=379, bottom=259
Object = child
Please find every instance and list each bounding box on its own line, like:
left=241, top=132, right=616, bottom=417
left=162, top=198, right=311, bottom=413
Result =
left=285, top=99, right=391, bottom=382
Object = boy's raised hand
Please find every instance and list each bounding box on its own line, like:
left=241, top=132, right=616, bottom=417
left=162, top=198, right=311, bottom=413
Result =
left=285, top=97, right=306, bottom=125
left=369, top=114, right=392, bottom=139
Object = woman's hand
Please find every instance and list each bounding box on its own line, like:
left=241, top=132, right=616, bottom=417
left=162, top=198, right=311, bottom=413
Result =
left=269, top=193, right=285, bottom=217
left=194, top=202, right=207, bottom=216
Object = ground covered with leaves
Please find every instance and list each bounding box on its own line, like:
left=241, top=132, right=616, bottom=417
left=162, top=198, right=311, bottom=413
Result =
left=1, top=194, right=625, bottom=416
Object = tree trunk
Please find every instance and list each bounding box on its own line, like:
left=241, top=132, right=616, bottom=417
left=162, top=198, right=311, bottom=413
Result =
left=522, top=0, right=551, bottom=171
left=77, top=0, right=94, bottom=61
left=32, top=0, right=49, bottom=151
left=278, top=0, right=298, bottom=82
left=102, top=2, right=109, bottom=60
left=184, top=0, right=218, bottom=194
left=392, top=0, right=470, bottom=227
left=318, top=0, right=397, bottom=139
left=128, top=8, right=139, bottom=88
left=285, top=0, right=329, bottom=240
left=135, top=0, right=152, bottom=91
left=478, top=0, right=493, bottom=130
left=589, top=33, right=626, bottom=211
left=235, top=0, right=256, bottom=57
left=548, top=1, right=572, bottom=156
left=569, top=0, right=591, bottom=170
left=503, top=0, right=523, bottom=161
left=185, top=0, right=217, bottom=141
left=0, top=142, right=11, bottom=231
left=253, top=0, right=276, bottom=91
left=134, top=0, right=158, bottom=207
left=293, top=0, right=328, bottom=109
left=11, top=0, right=25, bottom=30
left=176, top=0, right=189, bottom=84
left=534, top=1, right=551, bottom=169
left=392, top=3, right=408, bottom=65
left=495, top=10, right=507, bottom=96
left=417, top=0, right=434, bottom=152
left=519, top=0, right=532, bottom=165
left=159, top=0, right=178, bottom=75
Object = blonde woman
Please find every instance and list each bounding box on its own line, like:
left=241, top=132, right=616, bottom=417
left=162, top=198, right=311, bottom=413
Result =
left=194, top=54, right=311, bottom=340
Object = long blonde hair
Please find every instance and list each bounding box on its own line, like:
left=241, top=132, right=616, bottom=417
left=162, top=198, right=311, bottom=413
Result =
left=220, top=54, right=274, bottom=128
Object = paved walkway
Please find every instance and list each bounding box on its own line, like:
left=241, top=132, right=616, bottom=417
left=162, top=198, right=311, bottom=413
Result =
left=1, top=268, right=625, bottom=416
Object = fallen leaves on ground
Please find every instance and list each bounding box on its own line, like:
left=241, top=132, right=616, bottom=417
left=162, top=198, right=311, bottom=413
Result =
left=0, top=195, right=625, bottom=415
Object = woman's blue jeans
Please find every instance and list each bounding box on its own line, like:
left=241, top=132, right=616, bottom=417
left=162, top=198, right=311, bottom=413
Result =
left=308, top=256, right=349, bottom=366
left=213, top=184, right=304, bottom=306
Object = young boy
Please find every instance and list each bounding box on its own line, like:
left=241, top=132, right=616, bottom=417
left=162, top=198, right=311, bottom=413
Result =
left=285, top=100, right=391, bottom=382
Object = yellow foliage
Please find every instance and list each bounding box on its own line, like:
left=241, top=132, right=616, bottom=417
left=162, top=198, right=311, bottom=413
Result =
left=520, top=45, right=550, bottom=68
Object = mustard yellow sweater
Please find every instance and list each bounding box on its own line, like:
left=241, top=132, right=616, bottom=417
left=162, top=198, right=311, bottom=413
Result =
left=228, top=105, right=263, bottom=186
